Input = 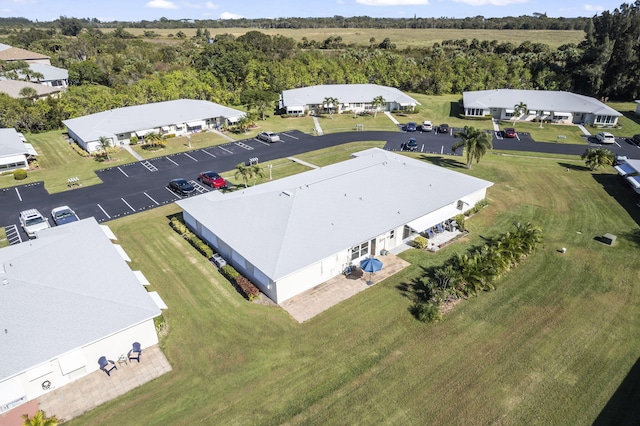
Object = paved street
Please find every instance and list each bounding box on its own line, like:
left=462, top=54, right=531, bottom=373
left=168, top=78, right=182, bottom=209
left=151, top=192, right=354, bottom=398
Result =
left=2, top=128, right=638, bottom=240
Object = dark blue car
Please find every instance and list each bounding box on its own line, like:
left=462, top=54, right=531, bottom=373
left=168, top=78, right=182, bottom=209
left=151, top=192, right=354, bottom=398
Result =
left=405, top=122, right=417, bottom=132
left=169, top=178, right=196, bottom=196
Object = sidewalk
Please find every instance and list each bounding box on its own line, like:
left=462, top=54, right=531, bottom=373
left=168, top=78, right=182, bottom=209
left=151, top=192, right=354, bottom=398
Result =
left=287, top=157, right=319, bottom=169
left=312, top=116, right=324, bottom=135
left=384, top=111, right=400, bottom=125
left=121, top=144, right=144, bottom=161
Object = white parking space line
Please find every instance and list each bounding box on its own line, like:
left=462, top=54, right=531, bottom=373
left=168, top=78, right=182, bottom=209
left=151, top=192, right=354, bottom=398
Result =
left=117, top=167, right=129, bottom=177
left=256, top=139, right=270, bottom=146
left=15, top=187, right=22, bottom=201
left=282, top=133, right=298, bottom=140
left=121, top=197, right=136, bottom=212
left=166, top=157, right=179, bottom=166
left=144, top=192, right=160, bottom=205
left=97, top=204, right=111, bottom=219
left=166, top=187, right=182, bottom=199
left=218, top=146, right=233, bottom=154
left=184, top=153, right=198, bottom=162
left=201, top=149, right=216, bottom=158
left=615, top=140, right=621, bottom=147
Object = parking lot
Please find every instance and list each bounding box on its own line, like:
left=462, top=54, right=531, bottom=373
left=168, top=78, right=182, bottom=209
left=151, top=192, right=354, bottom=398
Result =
left=2, top=127, right=640, bottom=242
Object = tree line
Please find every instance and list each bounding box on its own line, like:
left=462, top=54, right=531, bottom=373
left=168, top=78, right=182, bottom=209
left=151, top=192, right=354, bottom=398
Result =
left=0, top=2, right=637, bottom=134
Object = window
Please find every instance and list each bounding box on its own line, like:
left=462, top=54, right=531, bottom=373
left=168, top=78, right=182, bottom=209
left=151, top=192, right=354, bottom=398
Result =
left=389, top=229, right=395, bottom=239
left=351, top=241, right=369, bottom=260
left=466, top=108, right=484, bottom=116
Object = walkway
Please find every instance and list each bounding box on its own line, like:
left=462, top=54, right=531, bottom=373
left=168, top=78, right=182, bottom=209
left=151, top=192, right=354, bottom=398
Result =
left=384, top=111, right=400, bottom=125
left=37, top=345, right=172, bottom=422
left=287, top=156, right=319, bottom=169
left=492, top=118, right=500, bottom=132
left=312, top=116, right=324, bottom=135
left=210, top=128, right=236, bottom=142
left=121, top=144, right=144, bottom=161
left=280, top=253, right=410, bottom=323
left=577, top=124, right=591, bottom=135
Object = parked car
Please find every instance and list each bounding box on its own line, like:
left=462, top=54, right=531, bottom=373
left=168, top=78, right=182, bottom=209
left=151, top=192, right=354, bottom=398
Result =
left=595, top=132, right=616, bottom=144
left=169, top=178, right=196, bottom=196
left=503, top=128, right=517, bottom=138
left=405, top=138, right=418, bottom=151
left=421, top=120, right=433, bottom=132
left=19, top=209, right=50, bottom=238
left=51, top=205, right=79, bottom=226
left=257, top=131, right=280, bottom=143
left=198, top=171, right=227, bottom=189
left=404, top=122, right=417, bottom=132
left=438, top=124, right=450, bottom=134
left=628, top=134, right=640, bottom=146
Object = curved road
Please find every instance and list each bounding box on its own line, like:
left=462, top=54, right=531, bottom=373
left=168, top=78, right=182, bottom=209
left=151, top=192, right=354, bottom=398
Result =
left=1, top=128, right=636, bottom=241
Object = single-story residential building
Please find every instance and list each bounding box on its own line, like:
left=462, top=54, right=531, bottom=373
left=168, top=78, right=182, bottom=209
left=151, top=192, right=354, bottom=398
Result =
left=62, top=99, right=246, bottom=153
left=0, top=43, right=50, bottom=65
left=177, top=148, right=493, bottom=304
left=0, top=79, right=64, bottom=100
left=0, top=128, right=37, bottom=171
left=463, top=89, right=622, bottom=127
left=614, top=158, right=640, bottom=194
left=0, top=218, right=165, bottom=415
left=17, top=63, right=68, bottom=88
left=279, top=84, right=420, bottom=116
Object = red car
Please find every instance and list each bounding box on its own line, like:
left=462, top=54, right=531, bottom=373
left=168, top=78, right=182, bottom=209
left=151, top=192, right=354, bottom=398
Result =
left=504, top=128, right=517, bottom=138
left=198, top=171, right=227, bottom=188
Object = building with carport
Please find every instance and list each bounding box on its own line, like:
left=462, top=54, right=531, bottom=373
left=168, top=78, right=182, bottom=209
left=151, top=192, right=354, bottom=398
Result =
left=177, top=148, right=493, bottom=304
left=0, top=128, right=37, bottom=172
left=62, top=99, right=246, bottom=153
left=614, top=159, right=640, bottom=194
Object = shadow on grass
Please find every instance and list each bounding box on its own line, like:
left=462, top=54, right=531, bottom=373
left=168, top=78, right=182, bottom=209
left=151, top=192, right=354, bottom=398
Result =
left=558, top=162, right=590, bottom=171
left=420, top=155, right=465, bottom=169
left=593, top=357, right=640, bottom=425
left=591, top=173, right=640, bottom=227
left=620, top=110, right=640, bottom=127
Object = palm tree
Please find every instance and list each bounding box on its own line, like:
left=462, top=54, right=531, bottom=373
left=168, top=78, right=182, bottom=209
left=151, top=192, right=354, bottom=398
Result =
left=323, top=96, right=339, bottom=119
left=19, top=87, right=38, bottom=101
left=512, top=101, right=529, bottom=127
left=581, top=147, right=614, bottom=171
left=234, top=163, right=253, bottom=188
left=236, top=115, right=251, bottom=133
left=251, top=164, right=265, bottom=186
left=22, top=410, right=60, bottom=426
left=371, top=95, right=386, bottom=117
left=452, top=126, right=493, bottom=169
left=98, top=136, right=112, bottom=161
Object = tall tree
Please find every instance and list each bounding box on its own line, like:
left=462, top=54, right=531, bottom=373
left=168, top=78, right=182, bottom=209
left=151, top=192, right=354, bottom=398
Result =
left=57, top=16, right=84, bottom=36
left=323, top=96, right=339, bottom=118
left=581, top=147, right=614, bottom=170
left=452, top=126, right=493, bottom=169
left=371, top=95, right=386, bottom=117
left=234, top=163, right=253, bottom=188
left=98, top=136, right=112, bottom=161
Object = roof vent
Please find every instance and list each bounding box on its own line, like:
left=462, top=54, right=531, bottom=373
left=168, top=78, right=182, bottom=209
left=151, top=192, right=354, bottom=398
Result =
left=281, top=190, right=292, bottom=197
left=2, top=278, right=8, bottom=285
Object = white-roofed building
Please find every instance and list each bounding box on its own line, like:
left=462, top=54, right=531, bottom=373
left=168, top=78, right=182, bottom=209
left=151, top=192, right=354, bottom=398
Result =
left=18, top=63, right=68, bottom=88
left=178, top=148, right=493, bottom=304
left=279, top=84, right=420, bottom=116
left=62, top=99, right=246, bottom=153
left=0, top=218, right=164, bottom=414
left=0, top=128, right=34, bottom=171
left=613, top=159, right=640, bottom=194
left=463, top=89, right=622, bottom=127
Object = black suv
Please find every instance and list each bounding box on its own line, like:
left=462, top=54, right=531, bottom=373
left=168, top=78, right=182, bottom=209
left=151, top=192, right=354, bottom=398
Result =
left=629, top=134, right=640, bottom=146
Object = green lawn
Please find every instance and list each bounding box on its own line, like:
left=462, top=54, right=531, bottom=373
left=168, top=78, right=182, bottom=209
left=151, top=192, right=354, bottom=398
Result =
left=0, top=130, right=137, bottom=194
left=66, top=145, right=640, bottom=425
left=315, top=111, right=400, bottom=134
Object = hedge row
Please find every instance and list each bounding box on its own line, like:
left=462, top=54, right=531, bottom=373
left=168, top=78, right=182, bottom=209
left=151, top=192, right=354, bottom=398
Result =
left=169, top=217, right=213, bottom=258
left=170, top=217, right=260, bottom=301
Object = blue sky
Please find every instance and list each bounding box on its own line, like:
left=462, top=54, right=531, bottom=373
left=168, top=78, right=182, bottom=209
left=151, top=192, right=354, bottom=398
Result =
left=0, top=0, right=623, bottom=22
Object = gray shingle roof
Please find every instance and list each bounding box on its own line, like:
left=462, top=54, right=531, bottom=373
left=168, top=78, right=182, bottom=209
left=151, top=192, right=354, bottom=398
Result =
left=62, top=99, right=246, bottom=143
left=281, top=84, right=419, bottom=107
left=178, top=148, right=492, bottom=281
left=20, top=63, right=68, bottom=82
left=0, top=79, right=62, bottom=99
left=0, top=218, right=160, bottom=381
left=0, top=128, right=28, bottom=157
left=463, top=89, right=621, bottom=116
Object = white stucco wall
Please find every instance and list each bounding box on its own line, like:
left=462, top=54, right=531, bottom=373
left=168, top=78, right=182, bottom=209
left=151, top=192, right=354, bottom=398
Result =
left=0, top=319, right=157, bottom=413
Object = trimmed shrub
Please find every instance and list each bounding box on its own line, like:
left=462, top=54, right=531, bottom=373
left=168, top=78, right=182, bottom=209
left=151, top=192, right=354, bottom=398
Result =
left=220, top=264, right=240, bottom=281
left=164, top=133, right=176, bottom=139
left=413, top=235, right=428, bottom=249
left=453, top=214, right=466, bottom=231
left=129, top=136, right=139, bottom=145
left=413, top=302, right=442, bottom=323
left=13, top=169, right=27, bottom=180
left=170, top=217, right=187, bottom=234
left=234, top=276, right=261, bottom=301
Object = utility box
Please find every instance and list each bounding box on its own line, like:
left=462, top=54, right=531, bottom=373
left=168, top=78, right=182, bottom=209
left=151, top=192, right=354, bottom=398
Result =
left=601, top=233, right=617, bottom=246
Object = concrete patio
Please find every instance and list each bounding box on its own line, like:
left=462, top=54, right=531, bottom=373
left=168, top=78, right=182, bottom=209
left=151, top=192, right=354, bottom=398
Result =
left=36, top=344, right=171, bottom=423
left=280, top=253, right=410, bottom=323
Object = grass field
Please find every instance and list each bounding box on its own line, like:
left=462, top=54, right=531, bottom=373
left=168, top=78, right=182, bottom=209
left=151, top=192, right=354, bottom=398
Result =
left=121, top=27, right=586, bottom=50
left=64, top=143, right=640, bottom=425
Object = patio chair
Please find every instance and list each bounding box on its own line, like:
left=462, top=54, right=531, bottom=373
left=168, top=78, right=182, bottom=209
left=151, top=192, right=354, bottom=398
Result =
left=99, top=356, right=117, bottom=376
left=436, top=223, right=445, bottom=233
left=426, top=229, right=435, bottom=239
left=128, top=342, right=142, bottom=363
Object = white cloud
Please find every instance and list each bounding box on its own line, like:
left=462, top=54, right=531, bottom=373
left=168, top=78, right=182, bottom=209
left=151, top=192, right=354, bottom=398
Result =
left=452, top=0, right=527, bottom=6
left=220, top=11, right=243, bottom=19
left=584, top=4, right=604, bottom=11
left=356, top=0, right=429, bottom=5
left=145, top=0, right=179, bottom=9
left=183, top=1, right=218, bottom=8
left=205, top=1, right=218, bottom=9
